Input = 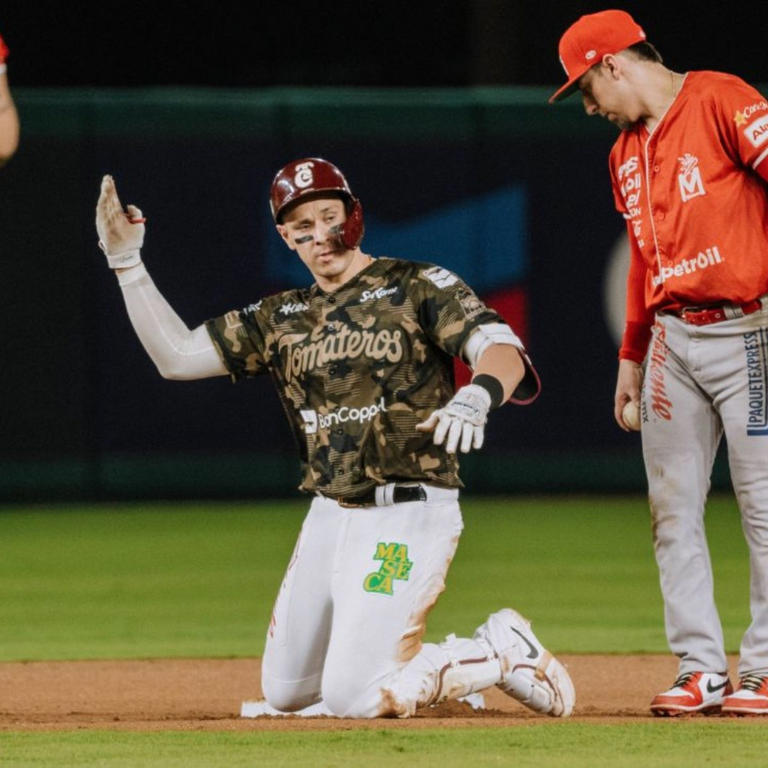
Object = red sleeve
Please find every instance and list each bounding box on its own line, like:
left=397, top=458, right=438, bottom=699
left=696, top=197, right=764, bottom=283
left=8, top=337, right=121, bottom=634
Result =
left=609, top=149, right=653, bottom=363
left=755, top=155, right=768, bottom=183
left=619, top=224, right=653, bottom=363
left=711, top=74, right=768, bottom=180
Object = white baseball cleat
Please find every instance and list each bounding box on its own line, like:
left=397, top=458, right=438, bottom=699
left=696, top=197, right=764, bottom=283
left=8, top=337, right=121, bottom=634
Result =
left=474, top=608, right=575, bottom=717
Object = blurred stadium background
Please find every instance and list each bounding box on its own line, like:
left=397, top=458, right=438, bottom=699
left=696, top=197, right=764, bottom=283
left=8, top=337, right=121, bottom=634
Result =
left=1, top=0, right=764, bottom=502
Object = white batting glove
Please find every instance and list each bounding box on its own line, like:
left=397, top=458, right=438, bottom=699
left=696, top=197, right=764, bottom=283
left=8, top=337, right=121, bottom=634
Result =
left=95, top=174, right=146, bottom=269
left=416, top=384, right=491, bottom=454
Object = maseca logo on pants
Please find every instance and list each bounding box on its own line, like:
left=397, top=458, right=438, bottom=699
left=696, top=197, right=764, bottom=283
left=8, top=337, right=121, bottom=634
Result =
left=363, top=542, right=413, bottom=596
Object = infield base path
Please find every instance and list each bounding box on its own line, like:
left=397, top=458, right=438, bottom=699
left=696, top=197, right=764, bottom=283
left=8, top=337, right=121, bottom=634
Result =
left=0, top=655, right=754, bottom=730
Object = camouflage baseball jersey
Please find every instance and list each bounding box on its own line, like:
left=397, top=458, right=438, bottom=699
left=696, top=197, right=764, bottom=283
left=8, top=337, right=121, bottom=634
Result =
left=205, top=257, right=520, bottom=499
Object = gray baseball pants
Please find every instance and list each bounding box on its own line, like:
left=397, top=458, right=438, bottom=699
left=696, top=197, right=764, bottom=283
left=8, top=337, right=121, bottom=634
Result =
left=641, top=305, right=768, bottom=677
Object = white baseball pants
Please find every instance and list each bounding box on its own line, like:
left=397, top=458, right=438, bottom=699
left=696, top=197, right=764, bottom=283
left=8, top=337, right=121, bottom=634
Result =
left=260, top=486, right=501, bottom=717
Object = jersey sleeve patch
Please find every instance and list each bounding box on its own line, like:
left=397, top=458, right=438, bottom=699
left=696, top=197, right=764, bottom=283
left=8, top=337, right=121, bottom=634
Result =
left=420, top=266, right=459, bottom=289
left=415, top=269, right=504, bottom=357
left=741, top=111, right=768, bottom=151
left=715, top=78, right=768, bottom=168
left=205, top=309, right=269, bottom=380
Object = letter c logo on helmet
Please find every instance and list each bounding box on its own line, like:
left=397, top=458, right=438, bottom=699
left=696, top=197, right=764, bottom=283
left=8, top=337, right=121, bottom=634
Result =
left=269, top=157, right=365, bottom=250
left=294, top=161, right=315, bottom=189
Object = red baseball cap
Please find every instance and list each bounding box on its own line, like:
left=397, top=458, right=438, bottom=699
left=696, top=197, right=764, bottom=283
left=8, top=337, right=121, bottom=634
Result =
left=549, top=10, right=646, bottom=103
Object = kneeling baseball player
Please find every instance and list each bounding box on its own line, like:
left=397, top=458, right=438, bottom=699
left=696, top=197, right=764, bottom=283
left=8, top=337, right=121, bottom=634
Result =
left=95, top=158, right=575, bottom=718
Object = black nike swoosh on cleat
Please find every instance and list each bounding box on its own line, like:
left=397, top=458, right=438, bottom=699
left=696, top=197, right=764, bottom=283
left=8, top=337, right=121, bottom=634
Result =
left=706, top=680, right=729, bottom=693
left=510, top=627, right=539, bottom=659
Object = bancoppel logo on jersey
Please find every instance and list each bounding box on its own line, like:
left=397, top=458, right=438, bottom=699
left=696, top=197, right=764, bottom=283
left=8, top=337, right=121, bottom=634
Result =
left=744, top=115, right=768, bottom=149
left=300, top=409, right=318, bottom=434
left=359, top=286, right=398, bottom=303
left=677, top=154, right=706, bottom=202
left=300, top=397, right=388, bottom=434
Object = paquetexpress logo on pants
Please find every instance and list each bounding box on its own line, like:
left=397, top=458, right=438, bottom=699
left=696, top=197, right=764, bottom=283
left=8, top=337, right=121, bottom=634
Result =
left=744, top=330, right=768, bottom=435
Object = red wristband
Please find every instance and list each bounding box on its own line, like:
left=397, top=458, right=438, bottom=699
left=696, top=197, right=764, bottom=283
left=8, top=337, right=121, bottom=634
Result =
left=619, top=321, right=652, bottom=363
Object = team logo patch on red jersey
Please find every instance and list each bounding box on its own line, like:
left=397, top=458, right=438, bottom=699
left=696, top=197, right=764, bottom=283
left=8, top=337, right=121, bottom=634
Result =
left=677, top=154, right=706, bottom=202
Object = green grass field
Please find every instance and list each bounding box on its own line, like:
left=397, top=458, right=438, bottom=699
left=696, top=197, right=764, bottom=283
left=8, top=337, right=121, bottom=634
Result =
left=0, top=494, right=757, bottom=766
left=3, top=723, right=767, bottom=768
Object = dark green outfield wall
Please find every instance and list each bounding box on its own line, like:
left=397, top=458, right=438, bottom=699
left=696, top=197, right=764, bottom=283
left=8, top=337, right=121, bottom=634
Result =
left=1, top=87, right=747, bottom=499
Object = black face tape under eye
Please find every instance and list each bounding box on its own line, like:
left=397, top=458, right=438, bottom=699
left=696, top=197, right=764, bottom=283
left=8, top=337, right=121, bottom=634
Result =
left=295, top=234, right=313, bottom=244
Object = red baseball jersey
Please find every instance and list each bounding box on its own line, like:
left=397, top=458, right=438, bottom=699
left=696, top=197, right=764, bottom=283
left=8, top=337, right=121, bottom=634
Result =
left=610, top=71, right=768, bottom=362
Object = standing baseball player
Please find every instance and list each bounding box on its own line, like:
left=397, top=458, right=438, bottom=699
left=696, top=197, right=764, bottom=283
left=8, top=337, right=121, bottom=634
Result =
left=0, top=31, right=19, bottom=166
left=551, top=9, right=768, bottom=716
left=95, top=158, right=574, bottom=718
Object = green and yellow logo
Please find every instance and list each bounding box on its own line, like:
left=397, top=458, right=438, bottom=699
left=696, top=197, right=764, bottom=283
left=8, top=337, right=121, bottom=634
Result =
left=363, top=542, right=412, bottom=596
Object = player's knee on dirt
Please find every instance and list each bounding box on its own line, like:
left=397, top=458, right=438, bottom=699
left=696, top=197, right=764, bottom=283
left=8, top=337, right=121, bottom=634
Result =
left=321, top=667, right=386, bottom=718
left=261, top=671, right=322, bottom=713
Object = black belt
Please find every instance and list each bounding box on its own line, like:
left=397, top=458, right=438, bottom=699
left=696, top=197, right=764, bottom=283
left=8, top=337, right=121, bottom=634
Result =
left=334, top=483, right=428, bottom=508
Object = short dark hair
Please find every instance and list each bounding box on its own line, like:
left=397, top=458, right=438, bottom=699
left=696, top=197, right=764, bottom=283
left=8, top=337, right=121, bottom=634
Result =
left=626, top=41, right=663, bottom=64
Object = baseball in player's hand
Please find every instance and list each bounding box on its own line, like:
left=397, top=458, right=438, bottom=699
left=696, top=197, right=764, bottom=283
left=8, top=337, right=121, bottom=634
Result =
left=614, top=359, right=643, bottom=431
left=96, top=175, right=146, bottom=270
left=416, top=384, right=491, bottom=454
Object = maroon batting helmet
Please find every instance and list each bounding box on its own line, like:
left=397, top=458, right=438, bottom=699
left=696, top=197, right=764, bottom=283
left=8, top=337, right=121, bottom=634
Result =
left=269, top=157, right=364, bottom=249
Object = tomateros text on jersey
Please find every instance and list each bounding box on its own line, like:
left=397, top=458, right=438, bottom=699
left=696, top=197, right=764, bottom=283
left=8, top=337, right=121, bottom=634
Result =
left=278, top=327, right=404, bottom=383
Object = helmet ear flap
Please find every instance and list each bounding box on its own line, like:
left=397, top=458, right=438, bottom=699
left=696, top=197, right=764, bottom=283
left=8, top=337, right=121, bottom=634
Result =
left=343, top=199, right=364, bottom=249
left=329, top=198, right=364, bottom=250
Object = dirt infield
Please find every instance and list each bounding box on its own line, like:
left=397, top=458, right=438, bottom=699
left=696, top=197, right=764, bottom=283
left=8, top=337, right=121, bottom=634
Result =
left=0, top=655, right=750, bottom=730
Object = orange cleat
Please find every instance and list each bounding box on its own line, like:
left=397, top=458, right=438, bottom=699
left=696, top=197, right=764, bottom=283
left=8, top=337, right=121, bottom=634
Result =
left=650, top=671, right=732, bottom=716
left=722, top=674, right=768, bottom=715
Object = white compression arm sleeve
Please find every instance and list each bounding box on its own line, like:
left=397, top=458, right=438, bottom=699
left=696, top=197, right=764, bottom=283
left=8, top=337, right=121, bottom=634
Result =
left=116, top=263, right=228, bottom=380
